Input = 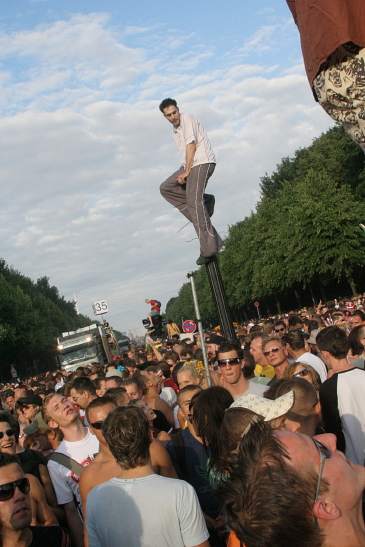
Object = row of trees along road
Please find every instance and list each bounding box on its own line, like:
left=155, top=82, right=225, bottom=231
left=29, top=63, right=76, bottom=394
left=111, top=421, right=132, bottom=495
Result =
left=166, top=126, right=365, bottom=324
left=0, top=259, right=91, bottom=378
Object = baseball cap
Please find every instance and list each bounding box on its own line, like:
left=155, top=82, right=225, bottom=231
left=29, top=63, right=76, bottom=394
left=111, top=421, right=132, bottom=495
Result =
left=17, top=395, right=43, bottom=407
left=230, top=391, right=294, bottom=422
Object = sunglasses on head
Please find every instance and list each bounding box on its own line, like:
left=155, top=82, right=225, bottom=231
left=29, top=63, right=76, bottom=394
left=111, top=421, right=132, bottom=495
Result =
left=293, top=368, right=310, bottom=378
left=263, top=347, right=281, bottom=356
left=217, top=357, right=241, bottom=367
left=90, top=421, right=104, bottom=430
left=0, top=430, right=14, bottom=440
left=0, top=478, right=30, bottom=502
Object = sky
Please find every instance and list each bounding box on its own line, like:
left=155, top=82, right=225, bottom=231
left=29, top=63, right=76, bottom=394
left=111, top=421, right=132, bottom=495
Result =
left=0, top=1, right=333, bottom=336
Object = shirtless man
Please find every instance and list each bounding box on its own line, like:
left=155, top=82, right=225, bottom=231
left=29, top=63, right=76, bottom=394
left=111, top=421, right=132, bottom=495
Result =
left=80, top=397, right=176, bottom=544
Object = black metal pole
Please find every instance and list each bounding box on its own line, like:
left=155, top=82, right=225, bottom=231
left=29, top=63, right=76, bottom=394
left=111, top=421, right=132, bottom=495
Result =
left=205, top=256, right=237, bottom=342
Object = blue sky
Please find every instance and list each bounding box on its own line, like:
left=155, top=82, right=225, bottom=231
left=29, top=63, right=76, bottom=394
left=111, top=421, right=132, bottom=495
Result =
left=1, top=1, right=301, bottom=66
left=0, top=1, right=332, bottom=334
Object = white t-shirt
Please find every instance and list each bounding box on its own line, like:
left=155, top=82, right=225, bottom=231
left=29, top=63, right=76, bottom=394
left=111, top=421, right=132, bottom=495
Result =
left=87, top=474, right=209, bottom=547
left=247, top=379, right=267, bottom=396
left=48, top=429, right=99, bottom=508
left=173, top=113, right=216, bottom=168
left=160, top=387, right=177, bottom=407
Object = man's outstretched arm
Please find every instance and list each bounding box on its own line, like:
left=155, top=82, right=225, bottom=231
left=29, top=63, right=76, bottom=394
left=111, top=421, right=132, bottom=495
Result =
left=177, top=142, right=196, bottom=183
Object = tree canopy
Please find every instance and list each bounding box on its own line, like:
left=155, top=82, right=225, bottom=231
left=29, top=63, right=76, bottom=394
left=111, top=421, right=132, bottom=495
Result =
left=0, top=259, right=91, bottom=377
left=166, top=126, right=365, bottom=323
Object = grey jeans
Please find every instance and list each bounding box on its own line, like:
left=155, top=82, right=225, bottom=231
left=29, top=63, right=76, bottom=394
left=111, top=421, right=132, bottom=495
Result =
left=160, top=163, right=222, bottom=257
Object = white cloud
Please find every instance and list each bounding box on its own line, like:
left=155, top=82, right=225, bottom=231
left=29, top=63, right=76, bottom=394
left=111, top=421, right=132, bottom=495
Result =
left=0, top=12, right=333, bottom=333
left=239, top=25, right=276, bottom=55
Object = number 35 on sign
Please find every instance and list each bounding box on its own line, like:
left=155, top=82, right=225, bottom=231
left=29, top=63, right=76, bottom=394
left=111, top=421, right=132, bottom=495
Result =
left=92, top=300, right=109, bottom=315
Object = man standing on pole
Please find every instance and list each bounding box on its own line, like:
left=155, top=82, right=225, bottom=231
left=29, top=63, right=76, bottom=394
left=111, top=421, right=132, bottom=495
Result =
left=159, top=98, right=223, bottom=265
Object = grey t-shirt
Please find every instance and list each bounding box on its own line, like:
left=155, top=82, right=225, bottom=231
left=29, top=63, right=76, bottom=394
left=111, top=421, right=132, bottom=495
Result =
left=87, top=473, right=209, bottom=547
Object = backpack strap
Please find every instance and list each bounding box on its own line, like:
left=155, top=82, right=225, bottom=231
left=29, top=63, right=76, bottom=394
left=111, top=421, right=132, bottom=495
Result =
left=49, top=452, right=83, bottom=476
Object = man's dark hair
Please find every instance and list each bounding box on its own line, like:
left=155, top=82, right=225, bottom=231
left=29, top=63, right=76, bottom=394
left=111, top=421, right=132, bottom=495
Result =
left=177, top=384, right=202, bottom=402
left=104, top=387, right=128, bottom=406
left=0, top=412, right=20, bottom=440
left=155, top=361, right=171, bottom=378
left=308, top=320, right=319, bottom=332
left=121, top=376, right=144, bottom=390
left=124, top=358, right=136, bottom=369
left=0, top=453, right=21, bottom=469
left=85, top=396, right=116, bottom=420
left=105, top=375, right=124, bottom=387
left=159, top=97, right=177, bottom=113
left=288, top=315, right=303, bottom=329
left=284, top=329, right=305, bottom=351
left=249, top=332, right=264, bottom=343
left=94, top=376, right=106, bottom=390
left=218, top=342, right=243, bottom=359
left=222, top=421, right=324, bottom=547
left=71, top=376, right=96, bottom=396
left=316, top=326, right=349, bottom=359
left=103, top=407, right=151, bottom=469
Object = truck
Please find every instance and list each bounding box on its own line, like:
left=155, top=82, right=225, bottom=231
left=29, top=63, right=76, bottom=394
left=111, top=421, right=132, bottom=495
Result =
left=56, top=324, right=115, bottom=372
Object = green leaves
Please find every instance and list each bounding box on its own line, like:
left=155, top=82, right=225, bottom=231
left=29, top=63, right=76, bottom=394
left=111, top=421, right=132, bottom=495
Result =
left=0, top=263, right=92, bottom=374
left=166, top=125, right=365, bottom=322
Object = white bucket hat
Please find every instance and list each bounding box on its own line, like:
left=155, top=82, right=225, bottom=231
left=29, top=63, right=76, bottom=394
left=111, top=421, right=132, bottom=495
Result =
left=229, top=391, right=294, bottom=422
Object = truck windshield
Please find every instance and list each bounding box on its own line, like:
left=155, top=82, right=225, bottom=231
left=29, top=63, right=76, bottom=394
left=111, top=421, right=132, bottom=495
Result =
left=59, top=346, right=97, bottom=366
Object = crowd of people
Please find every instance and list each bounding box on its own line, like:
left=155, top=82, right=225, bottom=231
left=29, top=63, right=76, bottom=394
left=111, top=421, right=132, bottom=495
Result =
left=0, top=295, right=365, bottom=546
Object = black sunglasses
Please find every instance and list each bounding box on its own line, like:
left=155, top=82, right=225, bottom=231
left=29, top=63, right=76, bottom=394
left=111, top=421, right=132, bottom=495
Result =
left=313, top=439, right=331, bottom=501
left=0, top=430, right=14, bottom=440
left=217, top=358, right=241, bottom=367
left=90, top=421, right=104, bottom=430
left=0, top=478, right=30, bottom=501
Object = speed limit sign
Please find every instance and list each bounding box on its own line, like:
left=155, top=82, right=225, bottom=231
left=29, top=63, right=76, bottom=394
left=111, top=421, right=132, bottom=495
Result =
left=92, top=300, right=109, bottom=316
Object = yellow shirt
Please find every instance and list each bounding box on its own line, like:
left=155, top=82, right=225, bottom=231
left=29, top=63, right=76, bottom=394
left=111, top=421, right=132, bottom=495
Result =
left=254, top=363, right=275, bottom=379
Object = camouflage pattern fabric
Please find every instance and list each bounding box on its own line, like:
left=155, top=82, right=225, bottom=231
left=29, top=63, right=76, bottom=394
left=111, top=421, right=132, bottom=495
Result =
left=313, top=47, right=365, bottom=152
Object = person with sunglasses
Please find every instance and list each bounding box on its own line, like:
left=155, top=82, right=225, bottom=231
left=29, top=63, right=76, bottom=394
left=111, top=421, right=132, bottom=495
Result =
left=262, top=336, right=290, bottom=386
left=215, top=343, right=265, bottom=399
left=222, top=420, right=365, bottom=547
left=284, top=362, right=322, bottom=392
left=0, top=453, right=69, bottom=547
left=273, top=320, right=287, bottom=338
left=284, top=329, right=327, bottom=383
left=0, top=415, right=59, bottom=526
left=248, top=334, right=275, bottom=381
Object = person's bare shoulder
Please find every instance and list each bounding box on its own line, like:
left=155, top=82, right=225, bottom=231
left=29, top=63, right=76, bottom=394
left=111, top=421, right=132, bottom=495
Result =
left=80, top=459, right=102, bottom=490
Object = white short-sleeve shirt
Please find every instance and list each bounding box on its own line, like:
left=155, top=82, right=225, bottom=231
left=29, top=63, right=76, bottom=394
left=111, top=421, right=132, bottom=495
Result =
left=87, top=474, right=209, bottom=547
left=173, top=113, right=216, bottom=167
left=47, top=430, right=99, bottom=509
